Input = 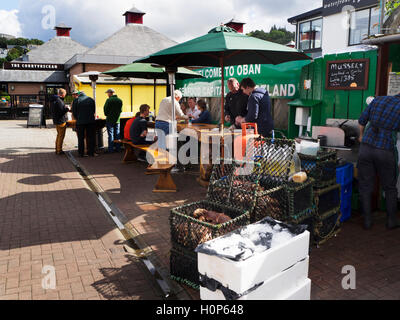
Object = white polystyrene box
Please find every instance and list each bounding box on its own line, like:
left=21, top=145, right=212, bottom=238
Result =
left=198, top=230, right=310, bottom=295
left=200, top=256, right=309, bottom=300
left=284, top=278, right=311, bottom=300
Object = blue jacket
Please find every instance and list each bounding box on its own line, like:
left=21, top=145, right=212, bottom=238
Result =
left=192, top=110, right=212, bottom=124
left=245, top=88, right=273, bottom=137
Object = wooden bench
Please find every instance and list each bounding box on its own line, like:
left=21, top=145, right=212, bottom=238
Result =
left=114, top=139, right=177, bottom=193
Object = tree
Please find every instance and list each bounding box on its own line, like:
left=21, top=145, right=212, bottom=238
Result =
left=247, top=27, right=295, bottom=45
left=386, top=0, right=400, bottom=16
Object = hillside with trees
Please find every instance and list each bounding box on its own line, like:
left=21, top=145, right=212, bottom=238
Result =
left=0, top=37, right=44, bottom=68
left=247, top=26, right=295, bottom=45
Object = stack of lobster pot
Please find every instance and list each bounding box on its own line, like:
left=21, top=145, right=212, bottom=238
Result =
left=196, top=217, right=311, bottom=300
left=169, top=160, right=258, bottom=289
left=243, top=137, right=316, bottom=242
left=298, top=149, right=341, bottom=245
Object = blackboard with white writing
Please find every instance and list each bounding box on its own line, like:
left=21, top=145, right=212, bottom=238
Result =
left=27, top=105, right=44, bottom=127
left=326, top=59, right=370, bottom=90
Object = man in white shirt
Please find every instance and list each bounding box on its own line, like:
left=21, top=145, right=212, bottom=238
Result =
left=186, top=97, right=201, bottom=120
left=155, top=90, right=188, bottom=150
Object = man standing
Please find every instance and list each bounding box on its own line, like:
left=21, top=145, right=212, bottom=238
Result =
left=104, top=88, right=123, bottom=153
left=155, top=90, right=188, bottom=150
left=236, top=78, right=274, bottom=137
left=358, top=93, right=400, bottom=230
left=50, top=88, right=70, bottom=155
left=186, top=97, right=201, bottom=120
left=72, top=91, right=97, bottom=157
left=224, top=78, right=249, bottom=128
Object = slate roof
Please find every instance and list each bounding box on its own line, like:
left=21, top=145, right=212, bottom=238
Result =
left=84, top=24, right=177, bottom=58
left=0, top=70, right=67, bottom=83
left=23, top=37, right=89, bottom=64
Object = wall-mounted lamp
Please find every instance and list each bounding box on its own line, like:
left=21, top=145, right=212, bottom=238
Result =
left=10, top=85, right=15, bottom=91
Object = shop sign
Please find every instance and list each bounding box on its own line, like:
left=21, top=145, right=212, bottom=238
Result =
left=322, top=0, right=379, bottom=16
left=177, top=61, right=311, bottom=99
left=4, top=62, right=64, bottom=71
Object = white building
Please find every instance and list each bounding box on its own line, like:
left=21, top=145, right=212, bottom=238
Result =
left=288, top=0, right=382, bottom=57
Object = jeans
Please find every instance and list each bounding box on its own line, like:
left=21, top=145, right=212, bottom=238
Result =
left=155, top=121, right=170, bottom=150
left=106, top=122, right=121, bottom=153
left=55, top=123, right=67, bottom=154
left=77, top=123, right=96, bottom=156
left=358, top=143, right=398, bottom=222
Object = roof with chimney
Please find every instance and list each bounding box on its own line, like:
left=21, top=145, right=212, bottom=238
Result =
left=123, top=5, right=146, bottom=15
left=83, top=24, right=177, bottom=57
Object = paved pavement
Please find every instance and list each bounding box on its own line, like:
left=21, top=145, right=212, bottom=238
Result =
left=0, top=121, right=163, bottom=300
left=1, top=120, right=400, bottom=300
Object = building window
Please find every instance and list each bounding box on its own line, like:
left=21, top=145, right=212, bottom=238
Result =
left=299, top=18, right=323, bottom=51
left=349, top=6, right=380, bottom=46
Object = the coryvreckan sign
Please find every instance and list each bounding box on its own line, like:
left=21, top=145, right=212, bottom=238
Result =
left=4, top=62, right=64, bottom=71
left=322, top=0, right=379, bottom=16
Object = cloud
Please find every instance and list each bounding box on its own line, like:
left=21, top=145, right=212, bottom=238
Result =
left=17, top=0, right=322, bottom=46
left=0, top=9, right=22, bottom=37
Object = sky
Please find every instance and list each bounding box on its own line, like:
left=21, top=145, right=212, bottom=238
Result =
left=0, top=0, right=321, bottom=47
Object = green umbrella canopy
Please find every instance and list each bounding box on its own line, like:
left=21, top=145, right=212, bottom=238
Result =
left=134, top=26, right=312, bottom=67
left=103, top=63, right=202, bottom=80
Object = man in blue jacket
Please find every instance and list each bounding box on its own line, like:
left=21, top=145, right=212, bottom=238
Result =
left=236, top=78, right=274, bottom=137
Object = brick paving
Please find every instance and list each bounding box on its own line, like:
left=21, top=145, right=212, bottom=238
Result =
left=0, top=121, right=163, bottom=300
left=1, top=120, right=400, bottom=300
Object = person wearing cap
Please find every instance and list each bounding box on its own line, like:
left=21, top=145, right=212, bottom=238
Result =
left=104, top=89, right=123, bottom=153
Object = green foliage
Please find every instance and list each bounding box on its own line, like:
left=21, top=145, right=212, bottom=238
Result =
left=64, top=95, right=74, bottom=104
left=6, top=47, right=24, bottom=61
left=0, top=58, right=6, bottom=68
left=247, top=26, right=295, bottom=45
left=386, top=0, right=400, bottom=16
left=0, top=37, right=44, bottom=49
left=0, top=92, right=11, bottom=101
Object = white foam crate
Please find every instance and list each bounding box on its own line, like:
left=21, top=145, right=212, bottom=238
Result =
left=284, top=278, right=311, bottom=300
left=198, top=230, right=310, bottom=294
left=200, top=257, right=309, bottom=300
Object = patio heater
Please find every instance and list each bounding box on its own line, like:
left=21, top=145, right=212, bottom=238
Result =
left=166, top=66, right=178, bottom=164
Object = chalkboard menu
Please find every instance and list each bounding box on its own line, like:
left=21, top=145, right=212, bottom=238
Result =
left=388, top=73, right=400, bottom=96
left=326, top=59, right=370, bottom=90
left=27, top=105, right=44, bottom=128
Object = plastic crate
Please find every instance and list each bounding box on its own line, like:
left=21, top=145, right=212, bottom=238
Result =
left=170, top=244, right=199, bottom=289
left=340, top=193, right=352, bottom=222
left=336, top=163, right=354, bottom=186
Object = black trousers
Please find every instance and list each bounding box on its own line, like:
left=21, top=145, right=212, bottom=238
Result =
left=357, top=143, right=398, bottom=219
left=77, top=123, right=96, bottom=156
